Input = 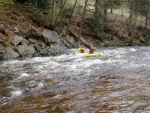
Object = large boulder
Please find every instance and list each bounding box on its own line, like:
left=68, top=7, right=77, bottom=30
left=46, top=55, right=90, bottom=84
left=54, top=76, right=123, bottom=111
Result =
left=3, top=47, right=19, bottom=59
left=12, top=35, right=28, bottom=46
left=42, top=29, right=60, bottom=44
left=17, top=45, right=36, bottom=57
left=12, top=35, right=23, bottom=46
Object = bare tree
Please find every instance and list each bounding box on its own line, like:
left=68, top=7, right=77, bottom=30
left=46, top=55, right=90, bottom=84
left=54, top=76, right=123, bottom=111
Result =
left=65, top=0, right=78, bottom=37
left=79, top=0, right=89, bottom=40
left=52, top=0, right=56, bottom=25
left=145, top=0, right=149, bottom=28
left=128, top=0, right=135, bottom=37
left=94, top=0, right=105, bottom=38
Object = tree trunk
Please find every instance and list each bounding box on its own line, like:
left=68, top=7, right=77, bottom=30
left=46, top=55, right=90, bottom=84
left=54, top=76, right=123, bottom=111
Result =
left=110, top=0, right=113, bottom=13
left=60, top=0, right=63, bottom=31
left=145, top=1, right=149, bottom=29
left=121, top=6, right=124, bottom=17
left=55, top=0, right=67, bottom=23
left=94, top=0, right=103, bottom=38
left=52, top=0, right=56, bottom=25
left=110, top=8, right=113, bottom=13
left=69, top=30, right=91, bottom=48
left=104, top=2, right=107, bottom=22
left=65, top=0, right=78, bottom=37
left=79, top=0, right=89, bottom=41
left=128, top=0, right=135, bottom=37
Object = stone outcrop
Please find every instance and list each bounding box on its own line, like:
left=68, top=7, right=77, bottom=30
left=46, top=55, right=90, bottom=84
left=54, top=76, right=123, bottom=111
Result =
left=3, top=47, right=19, bottom=59
left=42, top=29, right=60, bottom=44
left=0, top=28, right=76, bottom=60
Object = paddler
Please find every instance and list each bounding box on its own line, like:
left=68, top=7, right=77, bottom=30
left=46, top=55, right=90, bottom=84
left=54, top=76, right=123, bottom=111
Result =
left=78, top=44, right=85, bottom=53
left=89, top=45, right=96, bottom=54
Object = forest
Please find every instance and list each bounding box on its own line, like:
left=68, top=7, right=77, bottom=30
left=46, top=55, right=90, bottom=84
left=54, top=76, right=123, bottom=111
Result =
left=0, top=0, right=150, bottom=49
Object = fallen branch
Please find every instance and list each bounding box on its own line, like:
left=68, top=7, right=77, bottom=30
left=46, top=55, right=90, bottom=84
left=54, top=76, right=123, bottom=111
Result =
left=69, top=29, right=90, bottom=48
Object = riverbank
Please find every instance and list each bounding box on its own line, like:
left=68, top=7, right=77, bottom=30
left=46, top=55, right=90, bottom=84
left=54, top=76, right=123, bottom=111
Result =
left=0, top=3, right=150, bottom=60
left=0, top=3, right=78, bottom=60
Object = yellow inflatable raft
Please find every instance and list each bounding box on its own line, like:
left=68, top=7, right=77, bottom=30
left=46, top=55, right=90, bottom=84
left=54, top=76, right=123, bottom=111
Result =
left=83, top=51, right=99, bottom=57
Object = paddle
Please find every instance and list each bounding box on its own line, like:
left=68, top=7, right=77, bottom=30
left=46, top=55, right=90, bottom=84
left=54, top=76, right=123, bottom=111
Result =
left=94, top=48, right=104, bottom=56
left=98, top=51, right=104, bottom=56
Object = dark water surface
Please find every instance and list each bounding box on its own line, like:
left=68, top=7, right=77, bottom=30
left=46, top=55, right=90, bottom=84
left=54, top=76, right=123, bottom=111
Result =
left=0, top=46, right=150, bottom=113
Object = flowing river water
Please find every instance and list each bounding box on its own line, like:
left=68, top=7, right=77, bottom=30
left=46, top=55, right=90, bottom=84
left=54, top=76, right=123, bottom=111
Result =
left=0, top=46, right=150, bottom=113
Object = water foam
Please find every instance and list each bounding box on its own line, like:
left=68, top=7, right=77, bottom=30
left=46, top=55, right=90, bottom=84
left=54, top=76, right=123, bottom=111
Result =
left=11, top=89, right=22, bottom=97
left=21, top=73, right=30, bottom=77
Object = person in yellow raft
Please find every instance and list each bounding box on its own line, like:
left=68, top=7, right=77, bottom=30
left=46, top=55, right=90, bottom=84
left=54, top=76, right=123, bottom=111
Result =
left=89, top=45, right=95, bottom=54
left=78, top=44, right=104, bottom=56
left=78, top=44, right=85, bottom=53
left=89, top=45, right=104, bottom=56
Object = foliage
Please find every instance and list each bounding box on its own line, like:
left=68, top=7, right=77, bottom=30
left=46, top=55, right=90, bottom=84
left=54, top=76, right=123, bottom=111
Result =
left=26, top=2, right=38, bottom=13
left=0, top=0, right=14, bottom=3
left=112, top=0, right=122, bottom=6
left=25, top=2, right=46, bottom=19
left=76, top=4, right=84, bottom=14
left=0, top=0, right=14, bottom=17
left=63, top=7, right=73, bottom=18
left=96, top=0, right=122, bottom=9
left=37, top=0, right=51, bottom=9
left=135, top=0, right=150, bottom=17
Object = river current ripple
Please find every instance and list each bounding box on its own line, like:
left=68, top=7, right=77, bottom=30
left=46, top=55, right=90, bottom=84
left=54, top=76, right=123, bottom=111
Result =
left=0, top=46, right=150, bottom=113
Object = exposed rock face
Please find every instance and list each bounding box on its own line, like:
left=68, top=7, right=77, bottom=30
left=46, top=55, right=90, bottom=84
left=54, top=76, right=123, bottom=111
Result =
left=42, top=29, right=60, bottom=44
left=3, top=47, right=19, bottom=59
left=0, top=29, right=75, bottom=60
left=12, top=35, right=25, bottom=46
left=17, top=45, right=36, bottom=56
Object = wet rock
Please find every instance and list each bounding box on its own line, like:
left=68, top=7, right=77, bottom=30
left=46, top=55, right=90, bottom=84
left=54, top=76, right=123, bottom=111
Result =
left=1, top=28, right=74, bottom=60
left=34, top=44, right=42, bottom=52
left=47, top=44, right=68, bottom=56
left=3, top=47, right=19, bottom=59
left=45, top=79, right=56, bottom=86
left=17, top=44, right=36, bottom=56
left=28, top=80, right=36, bottom=88
left=39, top=41, right=46, bottom=49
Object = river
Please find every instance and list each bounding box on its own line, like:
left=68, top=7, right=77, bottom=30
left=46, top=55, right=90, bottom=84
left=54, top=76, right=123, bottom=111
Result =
left=0, top=46, right=150, bottom=113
